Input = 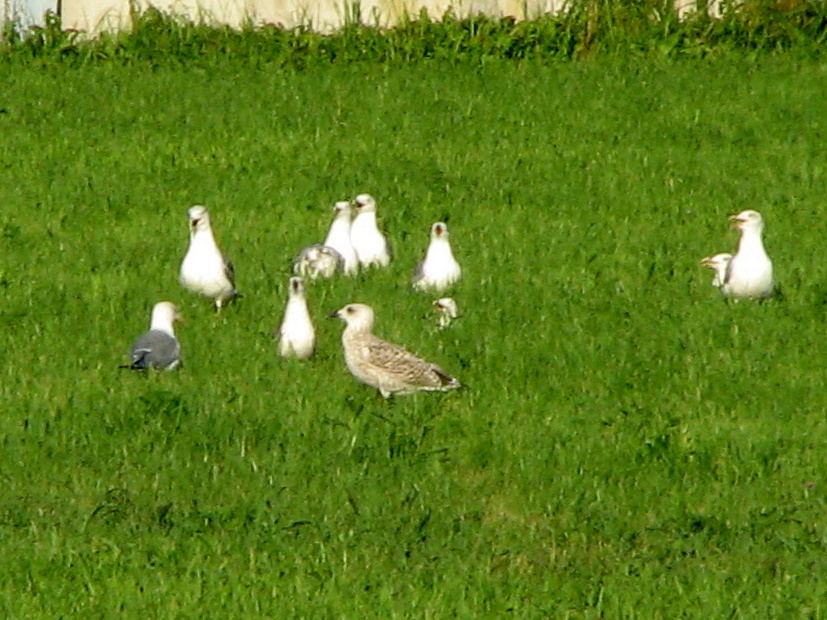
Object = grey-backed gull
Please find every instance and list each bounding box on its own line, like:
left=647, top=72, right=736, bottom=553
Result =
left=124, top=301, right=182, bottom=371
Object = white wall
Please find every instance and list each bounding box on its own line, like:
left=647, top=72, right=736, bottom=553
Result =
left=3, top=0, right=59, bottom=29
left=60, top=0, right=574, bottom=34
left=38, top=0, right=726, bottom=36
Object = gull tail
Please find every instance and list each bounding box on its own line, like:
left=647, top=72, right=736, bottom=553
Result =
left=433, top=367, right=461, bottom=391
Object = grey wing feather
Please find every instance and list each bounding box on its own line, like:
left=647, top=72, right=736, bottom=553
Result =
left=129, top=331, right=180, bottom=370
left=411, top=258, right=425, bottom=284
left=224, top=257, right=236, bottom=287
left=723, top=256, right=733, bottom=285
left=128, top=348, right=153, bottom=369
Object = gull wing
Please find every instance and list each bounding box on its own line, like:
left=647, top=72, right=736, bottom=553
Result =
left=365, top=336, right=459, bottom=391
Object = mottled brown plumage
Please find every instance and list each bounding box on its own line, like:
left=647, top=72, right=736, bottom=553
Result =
left=332, top=303, right=460, bottom=398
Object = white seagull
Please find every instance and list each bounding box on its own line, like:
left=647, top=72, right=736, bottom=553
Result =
left=293, top=244, right=344, bottom=280
left=721, top=210, right=774, bottom=299
left=179, top=205, right=238, bottom=310
left=123, top=301, right=182, bottom=371
left=331, top=303, right=461, bottom=398
left=277, top=277, right=315, bottom=360
left=350, top=194, right=391, bottom=269
left=433, top=297, right=459, bottom=329
left=412, top=222, right=462, bottom=292
left=323, top=201, right=359, bottom=276
left=700, top=253, right=732, bottom=288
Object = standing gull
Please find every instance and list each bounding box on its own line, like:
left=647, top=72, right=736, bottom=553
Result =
left=700, top=253, right=732, bottom=288
left=722, top=210, right=774, bottom=299
left=293, top=244, right=344, bottom=280
left=123, top=301, right=182, bottom=371
left=277, top=277, right=315, bottom=360
left=350, top=194, right=391, bottom=269
left=323, top=201, right=359, bottom=276
left=331, top=303, right=461, bottom=398
left=412, top=222, right=462, bottom=292
left=179, top=205, right=238, bottom=310
left=433, top=297, right=459, bottom=329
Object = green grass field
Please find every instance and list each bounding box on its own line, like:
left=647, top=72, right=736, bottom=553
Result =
left=2, top=55, right=827, bottom=616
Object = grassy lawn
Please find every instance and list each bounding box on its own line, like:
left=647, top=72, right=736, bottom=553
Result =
left=1, top=56, right=826, bottom=616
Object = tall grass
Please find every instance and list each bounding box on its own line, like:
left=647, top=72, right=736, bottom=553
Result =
left=1, top=0, right=826, bottom=64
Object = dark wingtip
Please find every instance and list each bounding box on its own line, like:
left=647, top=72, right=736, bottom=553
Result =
left=433, top=367, right=461, bottom=389
left=120, top=363, right=146, bottom=371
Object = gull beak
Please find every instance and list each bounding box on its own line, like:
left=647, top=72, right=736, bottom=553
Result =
left=700, top=257, right=711, bottom=267
left=327, top=309, right=341, bottom=319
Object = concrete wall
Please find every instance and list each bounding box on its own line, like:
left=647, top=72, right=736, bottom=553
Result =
left=60, top=0, right=571, bottom=33
left=3, top=0, right=59, bottom=30
left=9, top=0, right=726, bottom=35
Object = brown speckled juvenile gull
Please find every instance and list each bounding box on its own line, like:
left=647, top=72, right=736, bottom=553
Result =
left=331, top=303, right=460, bottom=398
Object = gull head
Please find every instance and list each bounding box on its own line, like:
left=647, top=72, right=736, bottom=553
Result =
left=333, top=201, right=353, bottom=217
left=188, top=205, right=211, bottom=233
left=352, top=194, right=377, bottom=213
left=729, top=209, right=764, bottom=233
left=700, top=253, right=732, bottom=270
left=331, top=302, right=375, bottom=332
left=433, top=297, right=458, bottom=318
left=289, top=276, right=306, bottom=297
left=151, top=301, right=183, bottom=330
left=431, top=222, right=449, bottom=240
left=700, top=253, right=732, bottom=288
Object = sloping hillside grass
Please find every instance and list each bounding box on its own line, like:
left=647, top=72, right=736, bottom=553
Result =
left=1, top=57, right=826, bottom=616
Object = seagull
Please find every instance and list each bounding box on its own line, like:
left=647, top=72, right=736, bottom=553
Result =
left=331, top=303, right=461, bottom=398
left=122, top=301, right=182, bottom=371
left=721, top=210, right=775, bottom=299
left=179, top=205, right=238, bottom=310
left=350, top=194, right=390, bottom=269
left=433, top=297, right=459, bottom=328
left=323, top=201, right=359, bottom=276
left=293, top=244, right=344, bottom=280
left=700, top=253, right=732, bottom=288
left=412, top=222, right=462, bottom=292
left=277, top=277, right=315, bottom=360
